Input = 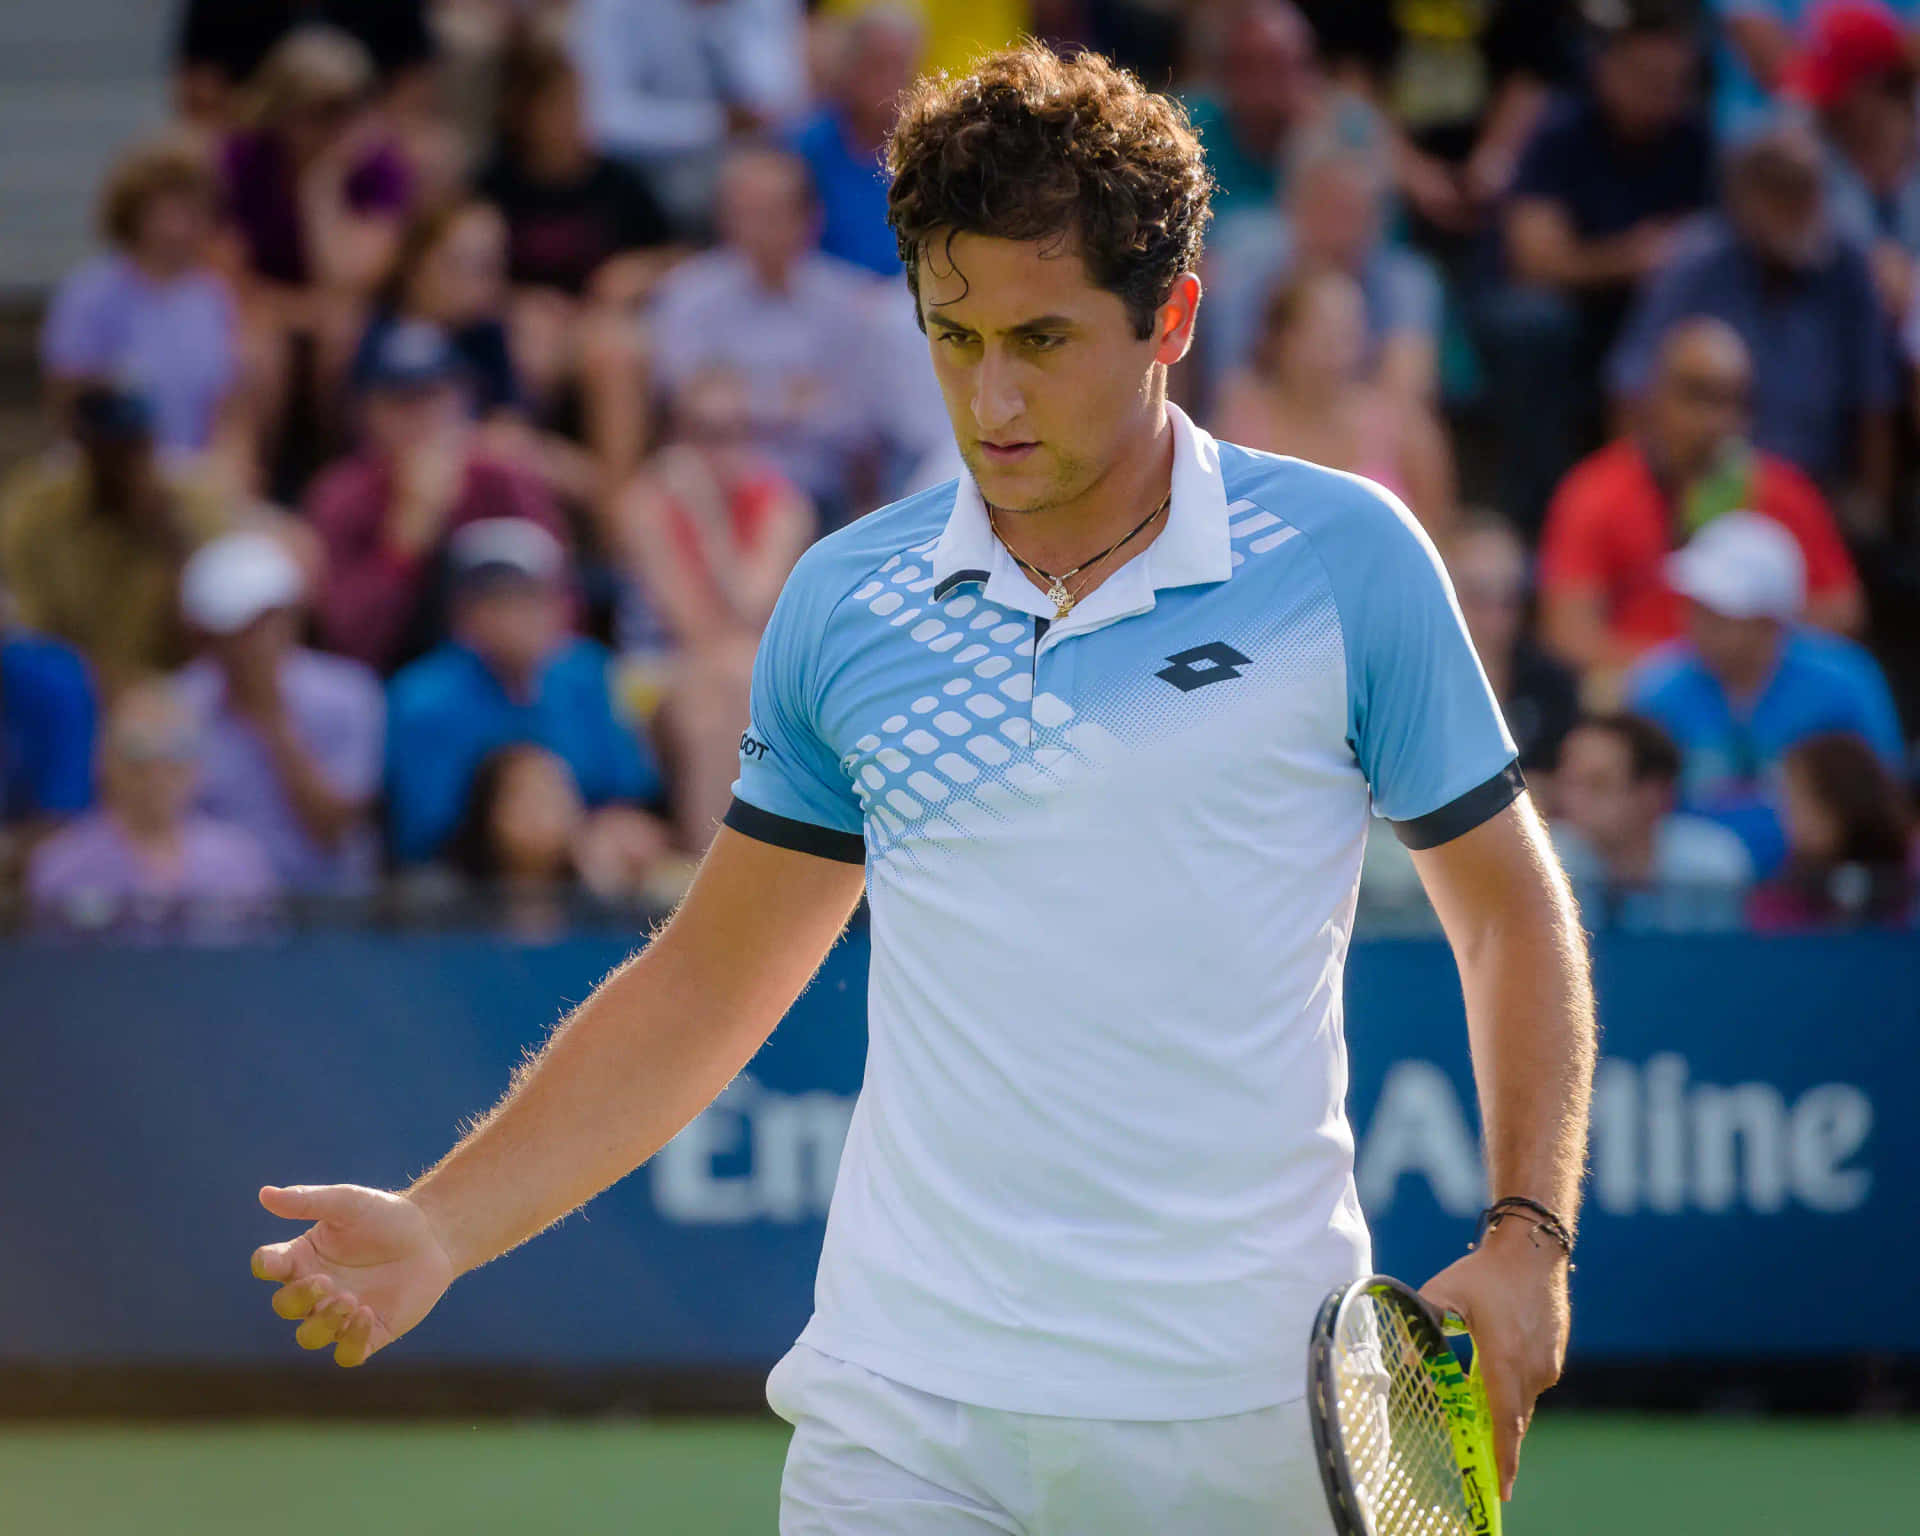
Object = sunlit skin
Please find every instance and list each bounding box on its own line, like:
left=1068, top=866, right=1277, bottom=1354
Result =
left=916, top=232, right=1199, bottom=589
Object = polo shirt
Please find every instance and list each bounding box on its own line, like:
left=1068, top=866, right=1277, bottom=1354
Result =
left=787, top=109, right=899, bottom=277
left=727, top=405, right=1520, bottom=1418
left=1626, top=627, right=1907, bottom=876
left=1540, top=438, right=1861, bottom=661
left=1607, top=218, right=1897, bottom=487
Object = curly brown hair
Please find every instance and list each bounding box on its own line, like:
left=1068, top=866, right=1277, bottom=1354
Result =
left=886, top=42, right=1213, bottom=340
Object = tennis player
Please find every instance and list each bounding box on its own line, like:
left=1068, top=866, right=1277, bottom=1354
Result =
left=253, top=44, right=1595, bottom=1534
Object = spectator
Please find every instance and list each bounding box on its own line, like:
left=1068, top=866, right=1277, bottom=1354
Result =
left=357, top=200, right=523, bottom=420
left=1543, top=316, right=1865, bottom=676
left=307, top=320, right=567, bottom=673
left=220, top=27, right=414, bottom=296
left=1552, top=712, right=1755, bottom=929
left=649, top=144, right=913, bottom=523
left=1626, top=511, right=1906, bottom=873
left=789, top=7, right=926, bottom=277
left=175, top=0, right=434, bottom=128
left=1788, top=1, right=1920, bottom=320
left=0, top=387, right=232, bottom=691
left=1214, top=270, right=1456, bottom=536
left=1608, top=116, right=1897, bottom=514
left=1443, top=514, right=1581, bottom=788
left=1182, top=1, right=1322, bottom=227
left=1298, top=0, right=1573, bottom=254
left=1490, top=0, right=1714, bottom=528
left=479, top=35, right=674, bottom=302
left=1712, top=0, right=1920, bottom=137
left=41, top=139, right=244, bottom=469
left=615, top=367, right=813, bottom=847
left=572, top=0, right=807, bottom=234
left=28, top=679, right=278, bottom=937
left=175, top=530, right=384, bottom=896
left=1201, top=117, right=1443, bottom=402
left=385, top=518, right=667, bottom=866
left=1750, top=730, right=1913, bottom=926
left=1, top=622, right=97, bottom=888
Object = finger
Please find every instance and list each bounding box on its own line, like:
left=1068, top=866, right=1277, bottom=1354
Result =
left=260, top=1184, right=361, bottom=1223
left=294, top=1309, right=345, bottom=1351
left=251, top=1242, right=300, bottom=1283
left=335, top=1306, right=378, bottom=1369
left=270, top=1274, right=333, bottom=1321
left=1477, top=1342, right=1530, bottom=1501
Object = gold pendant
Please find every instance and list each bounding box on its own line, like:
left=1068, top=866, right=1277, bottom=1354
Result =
left=1047, top=579, right=1074, bottom=617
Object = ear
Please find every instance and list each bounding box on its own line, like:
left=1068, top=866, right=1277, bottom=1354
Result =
left=1152, top=272, right=1202, bottom=366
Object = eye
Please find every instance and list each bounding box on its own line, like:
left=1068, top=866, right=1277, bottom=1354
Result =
left=1023, top=333, right=1066, bottom=353
left=934, top=330, right=975, bottom=348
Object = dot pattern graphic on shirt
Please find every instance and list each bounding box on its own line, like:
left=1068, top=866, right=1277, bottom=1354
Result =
left=835, top=500, right=1334, bottom=872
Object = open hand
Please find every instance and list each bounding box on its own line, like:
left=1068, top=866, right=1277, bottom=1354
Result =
left=1419, top=1219, right=1571, bottom=1502
left=251, top=1183, right=457, bottom=1367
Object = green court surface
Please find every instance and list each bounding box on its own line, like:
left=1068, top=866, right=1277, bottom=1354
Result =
left=2, top=1414, right=1916, bottom=1534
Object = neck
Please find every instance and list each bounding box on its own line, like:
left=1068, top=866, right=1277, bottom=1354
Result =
left=1599, top=822, right=1659, bottom=885
left=992, top=403, right=1175, bottom=579
left=748, top=253, right=796, bottom=293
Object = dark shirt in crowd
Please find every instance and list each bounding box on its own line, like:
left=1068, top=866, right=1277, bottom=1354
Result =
left=353, top=312, right=522, bottom=419
left=177, top=0, right=433, bottom=84
left=1503, top=638, right=1582, bottom=777
left=1, top=632, right=95, bottom=823
left=1609, top=217, right=1897, bottom=488
left=1510, top=94, right=1715, bottom=273
left=221, top=130, right=413, bottom=286
left=478, top=155, right=674, bottom=296
left=385, top=639, right=662, bottom=863
left=1298, top=0, right=1574, bottom=163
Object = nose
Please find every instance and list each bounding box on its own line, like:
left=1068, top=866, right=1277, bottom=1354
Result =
left=970, top=351, right=1024, bottom=438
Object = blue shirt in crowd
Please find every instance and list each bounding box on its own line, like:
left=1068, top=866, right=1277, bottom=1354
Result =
left=1626, top=625, right=1907, bottom=876
left=384, top=639, right=662, bottom=863
left=1509, top=94, right=1715, bottom=247
left=788, top=108, right=899, bottom=276
left=1608, top=216, right=1896, bottom=488
left=1, top=631, right=95, bottom=823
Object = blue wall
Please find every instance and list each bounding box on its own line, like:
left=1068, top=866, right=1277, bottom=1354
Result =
left=3, top=924, right=1914, bottom=1368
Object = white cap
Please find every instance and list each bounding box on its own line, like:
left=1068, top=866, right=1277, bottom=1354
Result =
left=448, top=517, right=566, bottom=587
left=1665, top=511, right=1806, bottom=621
left=180, top=530, right=304, bottom=635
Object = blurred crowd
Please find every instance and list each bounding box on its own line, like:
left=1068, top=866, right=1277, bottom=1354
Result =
left=1, top=0, right=1917, bottom=939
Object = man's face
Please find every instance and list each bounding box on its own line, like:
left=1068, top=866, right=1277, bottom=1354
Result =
left=719, top=153, right=815, bottom=275
left=1292, top=160, right=1379, bottom=270
left=1729, top=150, right=1827, bottom=268
left=1594, top=33, right=1698, bottom=140
left=457, top=582, right=564, bottom=680
left=1649, top=336, right=1750, bottom=479
left=1686, top=601, right=1780, bottom=686
left=842, top=22, right=921, bottom=124
left=364, top=383, right=464, bottom=457
left=1222, top=5, right=1314, bottom=133
left=917, top=232, right=1183, bottom=515
left=1558, top=727, right=1663, bottom=852
left=1448, top=528, right=1527, bottom=660
left=137, top=189, right=214, bottom=271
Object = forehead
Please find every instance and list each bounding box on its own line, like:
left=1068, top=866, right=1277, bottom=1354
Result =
left=916, top=230, right=1125, bottom=328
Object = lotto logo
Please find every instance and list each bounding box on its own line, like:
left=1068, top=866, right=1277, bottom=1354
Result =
left=1156, top=641, right=1252, bottom=692
left=740, top=731, right=772, bottom=762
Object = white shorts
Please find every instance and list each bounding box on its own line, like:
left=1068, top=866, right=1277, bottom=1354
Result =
left=767, top=1344, right=1337, bottom=1536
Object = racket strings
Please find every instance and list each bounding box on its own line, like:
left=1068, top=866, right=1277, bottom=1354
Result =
left=1332, top=1296, right=1476, bottom=1535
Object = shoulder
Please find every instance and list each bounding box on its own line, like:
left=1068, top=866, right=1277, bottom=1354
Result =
left=1781, top=627, right=1888, bottom=692
left=792, top=480, right=957, bottom=612
left=184, top=817, right=276, bottom=883
left=1755, top=451, right=1828, bottom=509
left=1552, top=439, right=1641, bottom=511
left=387, top=645, right=477, bottom=713
left=787, top=108, right=838, bottom=156
left=1, top=630, right=91, bottom=696
left=1217, top=442, right=1435, bottom=576
left=50, top=255, right=128, bottom=310
left=28, top=812, right=114, bottom=883
left=548, top=637, right=618, bottom=687
left=1661, top=814, right=1755, bottom=882
left=1527, top=93, right=1596, bottom=155
left=653, top=250, right=740, bottom=310
left=288, top=647, right=384, bottom=712
left=799, top=250, right=882, bottom=301
left=1625, top=640, right=1703, bottom=705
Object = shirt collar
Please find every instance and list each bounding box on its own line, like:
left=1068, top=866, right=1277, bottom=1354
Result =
left=930, top=401, right=1234, bottom=610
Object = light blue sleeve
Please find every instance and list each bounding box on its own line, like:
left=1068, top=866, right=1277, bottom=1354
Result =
left=726, top=554, right=866, bottom=860
left=1310, top=476, right=1521, bottom=846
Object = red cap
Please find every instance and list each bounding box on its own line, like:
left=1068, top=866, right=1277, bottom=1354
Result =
left=1785, top=1, right=1912, bottom=109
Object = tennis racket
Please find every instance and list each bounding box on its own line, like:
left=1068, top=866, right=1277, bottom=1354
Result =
left=1306, top=1275, right=1501, bottom=1536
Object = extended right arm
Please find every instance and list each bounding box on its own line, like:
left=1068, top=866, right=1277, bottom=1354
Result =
left=252, top=826, right=866, bottom=1364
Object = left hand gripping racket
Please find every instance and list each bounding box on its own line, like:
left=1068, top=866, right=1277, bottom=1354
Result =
left=1306, top=1275, right=1502, bottom=1536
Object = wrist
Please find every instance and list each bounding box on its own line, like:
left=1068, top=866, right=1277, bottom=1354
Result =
left=406, top=1176, right=480, bottom=1279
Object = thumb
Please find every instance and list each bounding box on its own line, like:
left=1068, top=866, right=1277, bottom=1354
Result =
left=259, top=1184, right=365, bottom=1223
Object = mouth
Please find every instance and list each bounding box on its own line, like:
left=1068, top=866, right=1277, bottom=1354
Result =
left=978, top=440, right=1039, bottom=464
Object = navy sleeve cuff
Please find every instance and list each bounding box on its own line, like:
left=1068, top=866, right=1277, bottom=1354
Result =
left=723, top=797, right=866, bottom=864
left=1391, top=761, right=1526, bottom=851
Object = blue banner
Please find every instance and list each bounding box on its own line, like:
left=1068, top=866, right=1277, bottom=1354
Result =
left=2, top=924, right=1913, bottom=1367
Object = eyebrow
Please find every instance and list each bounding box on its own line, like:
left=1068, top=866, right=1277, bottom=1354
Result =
left=926, top=312, right=1078, bottom=336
